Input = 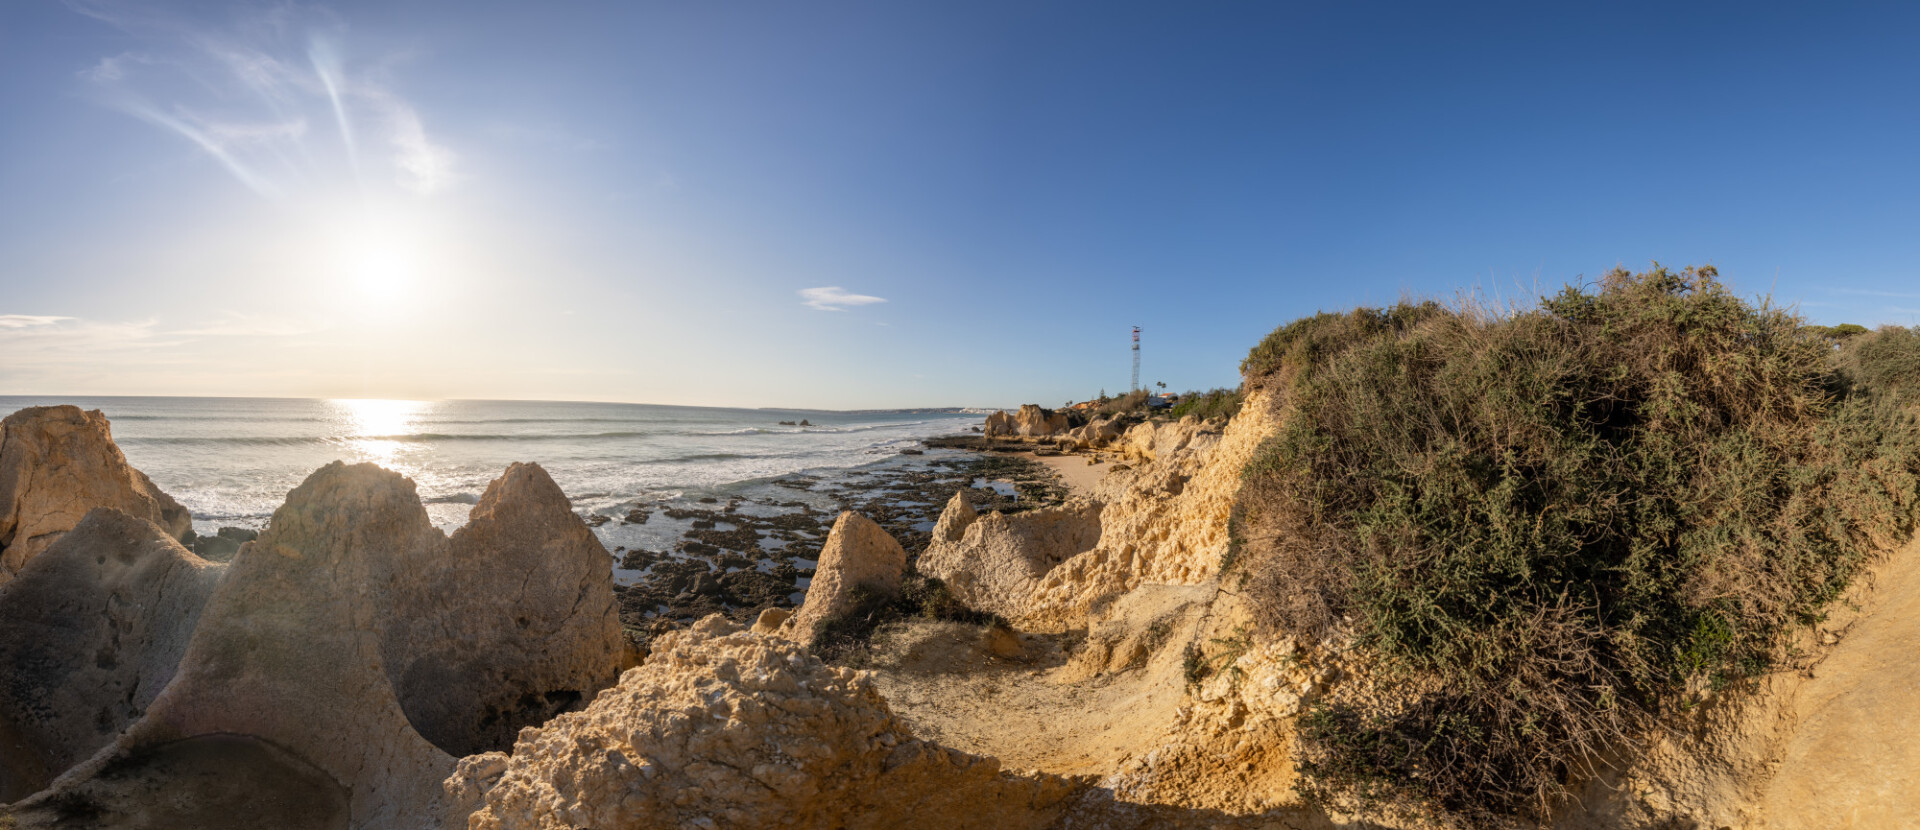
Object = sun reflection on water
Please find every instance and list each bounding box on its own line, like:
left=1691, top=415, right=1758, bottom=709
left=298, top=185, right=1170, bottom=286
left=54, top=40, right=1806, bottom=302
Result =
left=329, top=398, right=431, bottom=471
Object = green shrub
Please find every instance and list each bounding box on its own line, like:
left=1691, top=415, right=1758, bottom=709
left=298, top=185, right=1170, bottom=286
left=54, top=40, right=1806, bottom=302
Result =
left=1168, top=387, right=1244, bottom=421
left=1834, top=325, right=1920, bottom=400
left=1803, top=322, right=1870, bottom=342
left=1098, top=389, right=1152, bottom=417
left=1234, top=265, right=1920, bottom=823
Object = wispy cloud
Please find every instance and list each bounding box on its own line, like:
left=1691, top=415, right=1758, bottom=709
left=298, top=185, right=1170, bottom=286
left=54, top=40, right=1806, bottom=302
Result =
left=1829, top=287, right=1920, bottom=300
left=0, top=315, right=76, bottom=329
left=0, top=312, right=332, bottom=391
left=162, top=311, right=329, bottom=337
left=68, top=0, right=456, bottom=198
left=800, top=286, right=887, bottom=312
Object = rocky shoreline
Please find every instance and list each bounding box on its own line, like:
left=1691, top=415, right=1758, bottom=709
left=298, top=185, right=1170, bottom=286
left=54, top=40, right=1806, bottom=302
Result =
left=5, top=391, right=1908, bottom=828
left=601, top=449, right=1072, bottom=642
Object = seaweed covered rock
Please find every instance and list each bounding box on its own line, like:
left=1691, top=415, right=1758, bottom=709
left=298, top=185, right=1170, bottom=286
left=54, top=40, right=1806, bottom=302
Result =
left=450, top=616, right=1082, bottom=829
left=0, top=406, right=191, bottom=586
left=0, top=508, right=225, bottom=802
left=785, top=511, right=906, bottom=644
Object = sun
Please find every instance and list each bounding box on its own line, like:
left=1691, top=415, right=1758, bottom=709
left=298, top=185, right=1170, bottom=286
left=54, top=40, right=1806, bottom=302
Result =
left=344, top=230, right=417, bottom=307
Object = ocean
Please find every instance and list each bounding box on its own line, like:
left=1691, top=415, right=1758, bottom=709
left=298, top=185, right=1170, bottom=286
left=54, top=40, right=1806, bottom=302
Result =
left=0, top=396, right=984, bottom=536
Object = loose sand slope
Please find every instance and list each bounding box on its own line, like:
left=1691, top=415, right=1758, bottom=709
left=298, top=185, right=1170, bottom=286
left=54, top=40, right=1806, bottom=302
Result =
left=1563, top=534, right=1920, bottom=829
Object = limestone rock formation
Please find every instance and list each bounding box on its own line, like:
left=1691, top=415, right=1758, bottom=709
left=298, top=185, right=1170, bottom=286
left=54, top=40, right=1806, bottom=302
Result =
left=930, top=490, right=977, bottom=544
left=0, top=406, right=191, bottom=587
left=387, top=461, right=627, bottom=756
left=10, top=461, right=627, bottom=829
left=1013, top=404, right=1071, bottom=438
left=983, top=405, right=1071, bottom=439
left=984, top=410, right=1015, bottom=437
left=0, top=508, right=225, bottom=802
left=450, top=616, right=1083, bottom=830
left=917, top=499, right=1103, bottom=621
left=786, top=511, right=906, bottom=644
left=1058, top=416, right=1125, bottom=451
left=1024, top=390, right=1275, bottom=629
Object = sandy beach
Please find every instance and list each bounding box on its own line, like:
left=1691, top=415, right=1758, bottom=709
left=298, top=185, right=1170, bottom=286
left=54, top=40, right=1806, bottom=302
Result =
left=1019, top=451, right=1109, bottom=498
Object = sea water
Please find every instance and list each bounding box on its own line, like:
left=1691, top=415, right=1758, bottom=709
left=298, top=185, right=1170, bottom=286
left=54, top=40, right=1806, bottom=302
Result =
left=0, top=396, right=982, bottom=534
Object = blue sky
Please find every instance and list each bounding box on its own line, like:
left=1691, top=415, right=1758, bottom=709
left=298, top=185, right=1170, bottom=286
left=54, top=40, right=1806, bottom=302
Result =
left=3, top=1, right=1918, bottom=408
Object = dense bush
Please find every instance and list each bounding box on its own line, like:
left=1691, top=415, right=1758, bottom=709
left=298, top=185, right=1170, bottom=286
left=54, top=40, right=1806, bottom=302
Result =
left=1833, top=324, right=1920, bottom=400
left=1168, top=387, right=1244, bottom=421
left=1097, top=389, right=1151, bottom=417
left=1234, top=266, right=1920, bottom=823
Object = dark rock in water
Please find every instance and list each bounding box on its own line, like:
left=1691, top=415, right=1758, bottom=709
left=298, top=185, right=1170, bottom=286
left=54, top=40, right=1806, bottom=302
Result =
left=688, top=525, right=763, bottom=553
left=717, top=569, right=795, bottom=609
left=623, top=507, right=651, bottom=524
left=691, top=519, right=716, bottom=530
left=679, top=540, right=720, bottom=557
left=777, top=420, right=797, bottom=426
left=899, top=448, right=924, bottom=455
left=585, top=514, right=611, bottom=527
left=798, top=419, right=812, bottom=427
left=216, top=526, right=258, bottom=543
left=191, top=534, right=242, bottom=562
left=696, top=497, right=718, bottom=504
left=619, top=549, right=661, bottom=571
left=653, top=559, right=712, bottom=595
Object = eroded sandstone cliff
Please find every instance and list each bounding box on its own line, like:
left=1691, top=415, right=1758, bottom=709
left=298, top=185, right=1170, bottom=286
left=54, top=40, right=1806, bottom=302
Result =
left=0, top=406, right=191, bottom=586
left=4, top=459, right=628, bottom=829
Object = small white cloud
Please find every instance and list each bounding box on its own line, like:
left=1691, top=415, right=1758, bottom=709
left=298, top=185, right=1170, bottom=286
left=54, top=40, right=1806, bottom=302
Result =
left=0, top=315, right=76, bottom=329
left=800, top=286, right=887, bottom=312
left=80, top=52, right=145, bottom=83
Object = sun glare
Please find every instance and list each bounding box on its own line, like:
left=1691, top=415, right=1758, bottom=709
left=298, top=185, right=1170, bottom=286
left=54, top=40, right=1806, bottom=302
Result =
left=351, top=240, right=415, bottom=303
left=330, top=214, right=429, bottom=315
left=331, top=398, right=430, bottom=468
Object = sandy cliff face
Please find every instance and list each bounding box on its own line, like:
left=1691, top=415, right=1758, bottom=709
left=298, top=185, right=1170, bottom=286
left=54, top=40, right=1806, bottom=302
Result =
left=451, top=616, right=1082, bottom=830
left=1021, top=389, right=1277, bottom=629
left=1556, top=534, right=1920, bottom=830
left=0, top=406, right=191, bottom=586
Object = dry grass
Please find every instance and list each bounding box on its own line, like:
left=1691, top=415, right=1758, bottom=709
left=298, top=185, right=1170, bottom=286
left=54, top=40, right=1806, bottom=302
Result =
left=1233, top=266, right=1920, bottom=824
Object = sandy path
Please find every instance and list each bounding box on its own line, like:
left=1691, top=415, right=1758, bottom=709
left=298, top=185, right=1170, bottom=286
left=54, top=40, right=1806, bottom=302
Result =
left=865, top=584, right=1209, bottom=776
left=1760, top=535, right=1920, bottom=828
